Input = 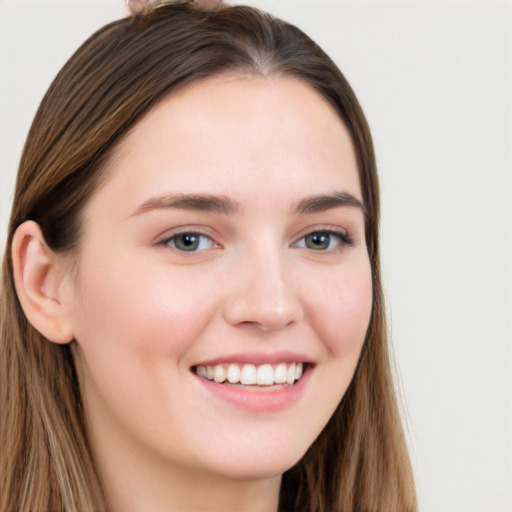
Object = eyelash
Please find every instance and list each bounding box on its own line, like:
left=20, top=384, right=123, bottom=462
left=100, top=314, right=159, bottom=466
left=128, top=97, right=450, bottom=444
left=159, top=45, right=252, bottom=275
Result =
left=158, top=230, right=220, bottom=252
left=292, top=229, right=354, bottom=251
left=158, top=228, right=353, bottom=253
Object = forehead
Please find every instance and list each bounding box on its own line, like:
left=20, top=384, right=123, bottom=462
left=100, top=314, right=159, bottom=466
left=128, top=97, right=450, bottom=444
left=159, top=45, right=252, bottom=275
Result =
left=86, top=74, right=361, bottom=221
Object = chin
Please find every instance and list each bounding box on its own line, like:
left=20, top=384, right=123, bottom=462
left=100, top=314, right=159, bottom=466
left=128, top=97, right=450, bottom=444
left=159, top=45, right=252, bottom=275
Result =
left=201, top=444, right=308, bottom=482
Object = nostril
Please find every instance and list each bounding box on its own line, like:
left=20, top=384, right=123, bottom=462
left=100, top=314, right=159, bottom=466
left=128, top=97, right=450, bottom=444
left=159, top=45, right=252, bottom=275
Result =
left=236, top=320, right=289, bottom=334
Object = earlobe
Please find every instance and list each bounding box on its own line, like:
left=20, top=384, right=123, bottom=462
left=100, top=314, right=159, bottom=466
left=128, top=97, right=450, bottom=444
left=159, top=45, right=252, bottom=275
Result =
left=12, top=221, right=75, bottom=344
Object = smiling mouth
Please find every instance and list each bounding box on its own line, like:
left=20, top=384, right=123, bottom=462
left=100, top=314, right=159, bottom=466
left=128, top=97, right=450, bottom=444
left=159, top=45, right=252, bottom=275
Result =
left=193, top=362, right=306, bottom=387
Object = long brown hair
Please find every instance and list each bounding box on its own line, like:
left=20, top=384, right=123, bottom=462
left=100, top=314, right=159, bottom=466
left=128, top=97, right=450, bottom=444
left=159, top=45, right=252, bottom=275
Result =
left=0, top=2, right=417, bottom=510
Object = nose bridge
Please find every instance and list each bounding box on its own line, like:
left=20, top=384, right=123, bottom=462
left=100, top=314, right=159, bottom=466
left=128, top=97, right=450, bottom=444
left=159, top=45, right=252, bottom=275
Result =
left=223, top=242, right=303, bottom=331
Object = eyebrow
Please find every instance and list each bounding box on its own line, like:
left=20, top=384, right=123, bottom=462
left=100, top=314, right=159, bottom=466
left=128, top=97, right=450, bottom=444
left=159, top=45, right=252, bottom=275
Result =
left=292, top=192, right=367, bottom=215
left=131, top=191, right=366, bottom=217
left=131, top=193, right=242, bottom=217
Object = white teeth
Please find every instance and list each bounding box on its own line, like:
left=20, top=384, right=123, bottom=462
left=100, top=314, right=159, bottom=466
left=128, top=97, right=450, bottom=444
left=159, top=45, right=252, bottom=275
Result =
left=240, top=364, right=257, bottom=385
left=227, top=364, right=241, bottom=384
left=295, top=362, right=303, bottom=380
left=196, top=362, right=306, bottom=386
left=256, top=364, right=274, bottom=385
left=213, top=365, right=227, bottom=383
left=286, top=363, right=296, bottom=385
left=274, top=363, right=287, bottom=384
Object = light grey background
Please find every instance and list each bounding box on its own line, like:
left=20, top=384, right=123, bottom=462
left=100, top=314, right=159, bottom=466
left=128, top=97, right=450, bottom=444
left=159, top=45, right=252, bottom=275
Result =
left=1, top=1, right=511, bottom=510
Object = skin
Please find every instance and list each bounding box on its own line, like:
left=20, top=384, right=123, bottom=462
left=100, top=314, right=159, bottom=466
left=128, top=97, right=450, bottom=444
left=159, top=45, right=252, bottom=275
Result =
left=15, top=75, right=373, bottom=511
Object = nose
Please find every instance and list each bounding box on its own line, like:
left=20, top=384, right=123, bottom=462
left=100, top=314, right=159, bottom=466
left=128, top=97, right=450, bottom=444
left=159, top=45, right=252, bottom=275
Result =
left=222, top=248, right=304, bottom=333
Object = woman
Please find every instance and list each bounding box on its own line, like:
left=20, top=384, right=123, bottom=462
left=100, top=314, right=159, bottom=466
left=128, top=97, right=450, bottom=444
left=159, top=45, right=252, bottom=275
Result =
left=0, top=1, right=417, bottom=510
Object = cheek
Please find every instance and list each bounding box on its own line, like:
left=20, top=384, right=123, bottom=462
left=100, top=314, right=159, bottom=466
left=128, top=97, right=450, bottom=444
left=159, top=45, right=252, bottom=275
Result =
left=69, top=258, right=224, bottom=447
left=71, top=257, right=220, bottom=364
left=306, top=258, right=373, bottom=356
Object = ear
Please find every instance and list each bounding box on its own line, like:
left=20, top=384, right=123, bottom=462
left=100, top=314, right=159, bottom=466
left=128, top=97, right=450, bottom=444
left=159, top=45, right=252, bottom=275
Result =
left=12, top=221, right=75, bottom=344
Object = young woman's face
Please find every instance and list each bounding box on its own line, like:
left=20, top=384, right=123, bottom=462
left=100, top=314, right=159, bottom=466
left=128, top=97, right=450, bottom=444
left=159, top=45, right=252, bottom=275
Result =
left=67, top=75, right=373, bottom=480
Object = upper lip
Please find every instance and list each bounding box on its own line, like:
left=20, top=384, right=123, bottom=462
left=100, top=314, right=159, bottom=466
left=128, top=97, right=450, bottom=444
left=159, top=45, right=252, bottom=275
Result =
left=191, top=351, right=315, bottom=367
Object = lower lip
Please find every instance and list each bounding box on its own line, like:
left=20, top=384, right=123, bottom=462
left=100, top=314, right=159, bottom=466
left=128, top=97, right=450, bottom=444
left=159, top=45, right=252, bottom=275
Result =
left=193, top=367, right=312, bottom=413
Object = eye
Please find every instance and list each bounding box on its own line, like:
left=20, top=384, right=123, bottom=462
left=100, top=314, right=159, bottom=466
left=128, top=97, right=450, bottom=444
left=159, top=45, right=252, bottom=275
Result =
left=293, top=230, right=353, bottom=251
left=162, top=232, right=217, bottom=252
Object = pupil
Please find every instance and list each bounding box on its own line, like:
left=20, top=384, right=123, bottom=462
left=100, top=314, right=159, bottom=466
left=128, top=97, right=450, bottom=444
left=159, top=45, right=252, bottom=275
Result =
left=178, top=234, right=199, bottom=250
left=307, top=233, right=329, bottom=249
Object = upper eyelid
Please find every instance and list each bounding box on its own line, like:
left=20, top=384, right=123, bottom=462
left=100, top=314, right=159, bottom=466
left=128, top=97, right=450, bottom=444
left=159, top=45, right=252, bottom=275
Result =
left=291, top=226, right=355, bottom=249
left=292, top=225, right=351, bottom=241
left=154, top=226, right=218, bottom=245
left=152, top=224, right=355, bottom=247
left=156, top=231, right=222, bottom=255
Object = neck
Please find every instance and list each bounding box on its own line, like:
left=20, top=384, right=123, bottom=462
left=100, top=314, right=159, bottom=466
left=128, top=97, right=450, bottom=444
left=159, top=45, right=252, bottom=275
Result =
left=91, top=427, right=281, bottom=512
left=107, top=468, right=280, bottom=512
left=105, top=461, right=282, bottom=512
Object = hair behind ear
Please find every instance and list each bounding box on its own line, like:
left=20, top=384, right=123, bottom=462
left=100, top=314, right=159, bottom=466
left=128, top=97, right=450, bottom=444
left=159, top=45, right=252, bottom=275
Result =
left=1, top=224, right=105, bottom=511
